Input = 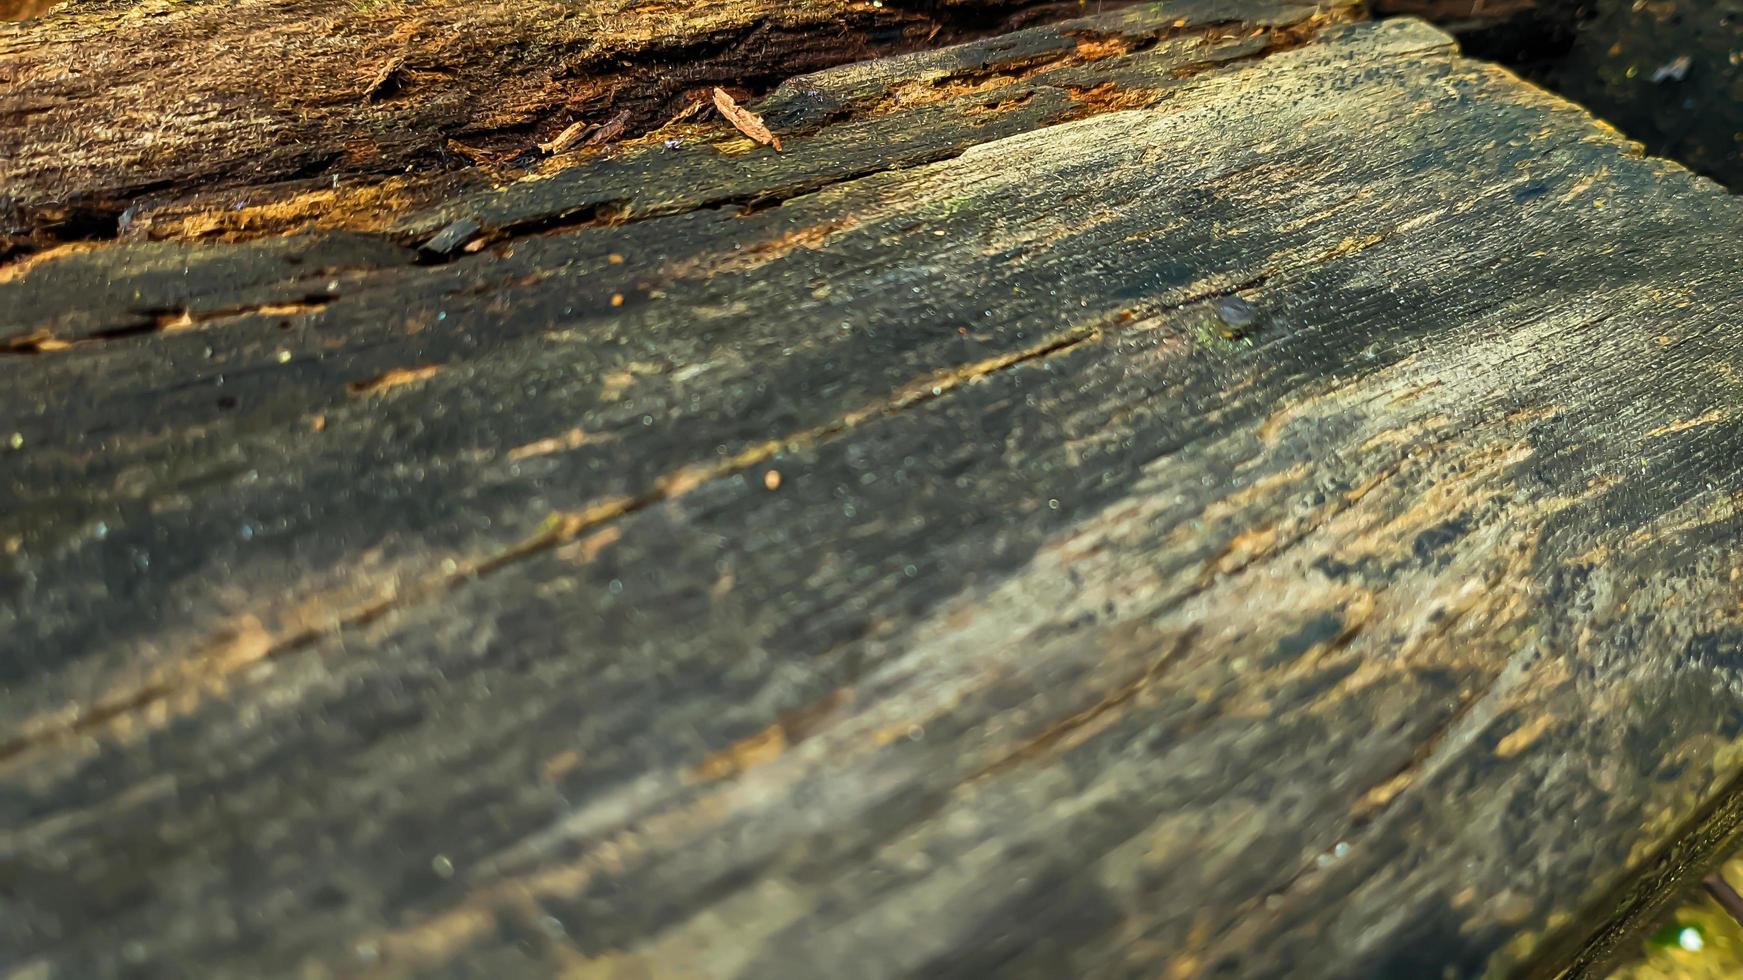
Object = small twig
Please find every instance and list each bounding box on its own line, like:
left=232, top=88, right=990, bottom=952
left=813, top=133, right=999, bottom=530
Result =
left=538, top=119, right=594, bottom=156
left=1704, top=873, right=1743, bottom=928
left=662, top=98, right=708, bottom=128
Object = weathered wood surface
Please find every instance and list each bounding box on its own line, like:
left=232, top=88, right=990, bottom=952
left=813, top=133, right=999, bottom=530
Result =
left=0, top=0, right=1205, bottom=257
left=6, top=1, right=1743, bottom=976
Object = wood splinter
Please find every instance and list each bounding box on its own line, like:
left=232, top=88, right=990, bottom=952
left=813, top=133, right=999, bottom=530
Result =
left=539, top=120, right=595, bottom=156
left=584, top=109, right=632, bottom=148
left=712, top=87, right=783, bottom=151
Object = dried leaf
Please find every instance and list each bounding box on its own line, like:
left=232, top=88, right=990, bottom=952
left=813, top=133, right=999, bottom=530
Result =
left=712, top=87, right=782, bottom=152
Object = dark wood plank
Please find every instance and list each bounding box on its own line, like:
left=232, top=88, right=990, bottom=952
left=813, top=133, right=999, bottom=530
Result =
left=5, top=5, right=1743, bottom=979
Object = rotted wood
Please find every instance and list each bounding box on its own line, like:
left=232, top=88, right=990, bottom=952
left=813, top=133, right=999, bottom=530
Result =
left=5, top=0, right=1743, bottom=977
left=0, top=0, right=1143, bottom=257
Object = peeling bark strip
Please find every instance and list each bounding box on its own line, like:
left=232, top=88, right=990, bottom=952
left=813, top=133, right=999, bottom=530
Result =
left=712, top=87, right=784, bottom=151
left=6, top=2, right=1743, bottom=979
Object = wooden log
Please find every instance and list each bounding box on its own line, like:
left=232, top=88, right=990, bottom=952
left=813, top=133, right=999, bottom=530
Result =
left=0, top=0, right=1129, bottom=256
left=5, top=1, right=1743, bottom=977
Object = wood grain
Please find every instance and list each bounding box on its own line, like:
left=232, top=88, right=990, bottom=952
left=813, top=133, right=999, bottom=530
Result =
left=4, top=2, right=1743, bottom=977
left=0, top=0, right=1126, bottom=255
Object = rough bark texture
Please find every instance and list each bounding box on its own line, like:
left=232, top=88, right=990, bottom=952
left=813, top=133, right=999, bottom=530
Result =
left=5, top=1, right=1743, bottom=978
left=0, top=0, right=1121, bottom=256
